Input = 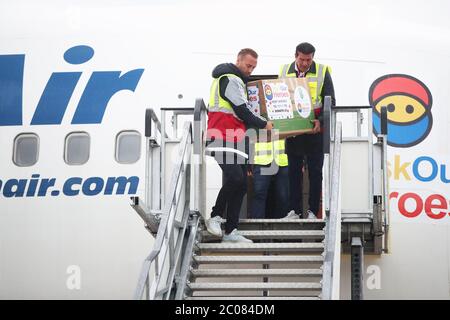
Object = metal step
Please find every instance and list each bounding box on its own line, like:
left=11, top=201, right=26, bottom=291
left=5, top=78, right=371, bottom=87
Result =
left=188, top=282, right=322, bottom=291
left=239, top=218, right=325, bottom=223
left=194, top=255, right=324, bottom=264
left=196, top=242, right=324, bottom=252
left=191, top=268, right=322, bottom=277
left=187, top=296, right=320, bottom=300
left=201, top=219, right=326, bottom=231
left=201, top=230, right=325, bottom=240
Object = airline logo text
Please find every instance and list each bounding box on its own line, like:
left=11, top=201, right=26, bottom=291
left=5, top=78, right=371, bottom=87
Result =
left=0, top=45, right=144, bottom=126
left=0, top=175, right=139, bottom=198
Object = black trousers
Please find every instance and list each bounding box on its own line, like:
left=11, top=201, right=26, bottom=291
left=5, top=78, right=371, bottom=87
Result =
left=211, top=158, right=247, bottom=234
left=288, top=152, right=324, bottom=216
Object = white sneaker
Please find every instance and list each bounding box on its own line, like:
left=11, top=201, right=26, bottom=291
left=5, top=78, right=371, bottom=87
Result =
left=205, top=216, right=223, bottom=237
left=281, top=210, right=300, bottom=220
left=306, top=210, right=317, bottom=219
left=222, top=229, right=253, bottom=243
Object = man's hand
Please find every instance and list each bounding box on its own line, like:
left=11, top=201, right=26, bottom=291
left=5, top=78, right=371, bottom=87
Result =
left=265, top=121, right=273, bottom=130
left=310, top=119, right=320, bottom=134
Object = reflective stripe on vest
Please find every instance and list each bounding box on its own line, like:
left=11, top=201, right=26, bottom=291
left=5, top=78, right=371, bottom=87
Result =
left=254, top=139, right=288, bottom=167
left=208, top=73, right=242, bottom=117
left=279, top=62, right=328, bottom=110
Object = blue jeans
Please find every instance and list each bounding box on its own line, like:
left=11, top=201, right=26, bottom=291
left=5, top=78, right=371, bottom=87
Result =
left=250, top=165, right=289, bottom=219
left=288, top=152, right=324, bottom=216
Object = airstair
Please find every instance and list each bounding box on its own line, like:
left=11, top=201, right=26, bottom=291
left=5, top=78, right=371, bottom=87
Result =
left=186, top=218, right=326, bottom=300
left=130, top=96, right=389, bottom=300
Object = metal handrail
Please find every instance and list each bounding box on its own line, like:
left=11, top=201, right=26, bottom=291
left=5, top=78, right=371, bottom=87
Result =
left=378, top=106, right=390, bottom=253
left=193, top=98, right=207, bottom=216
left=323, top=97, right=331, bottom=213
left=331, top=105, right=371, bottom=140
left=193, top=98, right=207, bottom=154
left=145, top=108, right=169, bottom=139
left=134, top=121, right=193, bottom=300
left=130, top=108, right=167, bottom=235
left=331, top=104, right=374, bottom=223
left=322, top=122, right=342, bottom=300
left=145, top=108, right=164, bottom=216
left=174, top=212, right=201, bottom=300
left=133, top=99, right=209, bottom=300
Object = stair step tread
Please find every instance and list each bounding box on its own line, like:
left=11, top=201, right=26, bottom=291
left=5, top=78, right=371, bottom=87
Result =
left=202, top=219, right=325, bottom=230
left=201, top=230, right=325, bottom=239
left=239, top=219, right=325, bottom=224
left=187, top=296, right=320, bottom=300
left=197, top=242, right=324, bottom=252
left=191, top=268, right=322, bottom=277
left=194, top=255, right=324, bottom=264
left=188, top=282, right=322, bottom=290
left=201, top=219, right=326, bottom=232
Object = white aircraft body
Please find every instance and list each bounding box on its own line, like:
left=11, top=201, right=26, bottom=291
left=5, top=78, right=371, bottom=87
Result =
left=0, top=0, right=449, bottom=299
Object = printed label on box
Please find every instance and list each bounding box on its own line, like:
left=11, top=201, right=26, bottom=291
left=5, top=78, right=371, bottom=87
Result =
left=247, top=85, right=260, bottom=115
left=293, top=85, right=312, bottom=118
left=246, top=78, right=314, bottom=136
left=262, top=81, right=293, bottom=120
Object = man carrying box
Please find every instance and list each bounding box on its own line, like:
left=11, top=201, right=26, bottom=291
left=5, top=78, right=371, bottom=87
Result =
left=280, top=42, right=336, bottom=219
left=250, top=138, right=289, bottom=219
left=205, top=48, right=273, bottom=243
left=246, top=62, right=317, bottom=219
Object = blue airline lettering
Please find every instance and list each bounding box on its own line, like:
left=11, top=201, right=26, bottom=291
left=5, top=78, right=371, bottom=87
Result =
left=82, top=177, right=104, bottom=196
left=31, top=71, right=82, bottom=125
left=26, top=174, right=40, bottom=197
left=0, top=54, right=25, bottom=126
left=0, top=45, right=144, bottom=126
left=63, top=177, right=82, bottom=196
left=104, top=176, right=139, bottom=195
left=37, top=178, right=57, bottom=196
left=2, top=177, right=56, bottom=197
left=72, top=70, right=144, bottom=124
left=3, top=179, right=27, bottom=197
left=1, top=175, right=139, bottom=197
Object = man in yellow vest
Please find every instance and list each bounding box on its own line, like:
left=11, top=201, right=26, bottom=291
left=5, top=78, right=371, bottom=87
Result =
left=205, top=48, right=273, bottom=242
left=250, top=139, right=289, bottom=218
left=279, top=42, right=335, bottom=219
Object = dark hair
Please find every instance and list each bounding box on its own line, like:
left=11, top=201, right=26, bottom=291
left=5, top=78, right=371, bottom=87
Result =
left=295, top=42, right=315, bottom=56
left=238, top=48, right=258, bottom=59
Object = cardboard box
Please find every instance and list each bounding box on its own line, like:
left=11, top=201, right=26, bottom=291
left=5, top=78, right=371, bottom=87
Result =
left=247, top=78, right=314, bottom=138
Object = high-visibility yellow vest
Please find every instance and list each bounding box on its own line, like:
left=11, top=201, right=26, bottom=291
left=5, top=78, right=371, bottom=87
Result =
left=279, top=62, right=330, bottom=110
left=254, top=139, right=288, bottom=167
left=208, top=73, right=243, bottom=117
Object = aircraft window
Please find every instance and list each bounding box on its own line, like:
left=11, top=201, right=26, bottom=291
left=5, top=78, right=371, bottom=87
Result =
left=116, top=131, right=141, bottom=164
left=64, top=132, right=90, bottom=165
left=13, top=133, right=39, bottom=167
